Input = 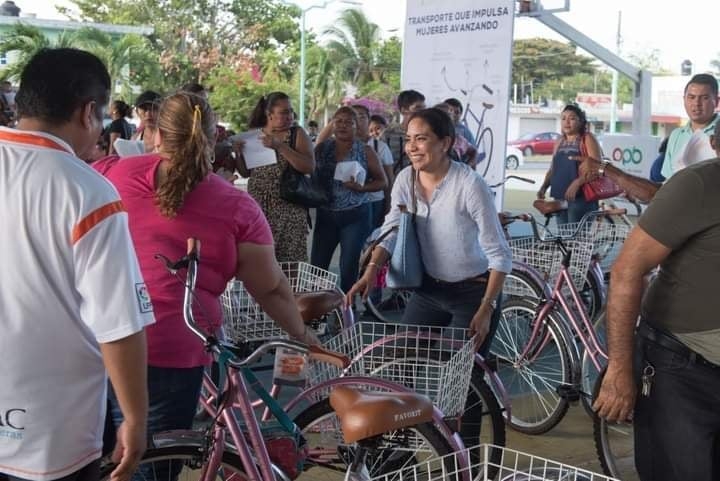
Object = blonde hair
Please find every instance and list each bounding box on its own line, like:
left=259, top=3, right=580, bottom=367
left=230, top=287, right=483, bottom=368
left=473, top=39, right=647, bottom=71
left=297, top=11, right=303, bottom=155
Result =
left=155, top=92, right=215, bottom=217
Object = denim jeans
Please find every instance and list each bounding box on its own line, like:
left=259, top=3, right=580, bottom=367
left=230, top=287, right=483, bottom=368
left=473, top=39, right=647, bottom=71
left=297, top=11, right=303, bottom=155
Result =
left=633, top=334, right=720, bottom=481
left=556, top=197, right=598, bottom=225
left=108, top=365, right=205, bottom=481
left=400, top=275, right=501, bottom=358
left=311, top=203, right=371, bottom=293
left=369, top=198, right=386, bottom=230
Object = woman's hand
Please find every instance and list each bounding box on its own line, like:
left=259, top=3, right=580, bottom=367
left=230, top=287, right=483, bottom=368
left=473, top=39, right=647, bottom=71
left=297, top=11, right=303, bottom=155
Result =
left=565, top=179, right=582, bottom=201
left=342, top=176, right=364, bottom=192
left=260, top=133, right=279, bottom=150
left=345, top=265, right=379, bottom=305
left=469, top=305, right=492, bottom=352
left=570, top=155, right=602, bottom=183
left=291, top=325, right=321, bottom=346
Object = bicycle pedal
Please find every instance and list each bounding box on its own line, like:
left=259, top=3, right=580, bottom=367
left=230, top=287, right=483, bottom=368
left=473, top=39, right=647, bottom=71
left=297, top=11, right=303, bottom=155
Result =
left=556, top=384, right=581, bottom=403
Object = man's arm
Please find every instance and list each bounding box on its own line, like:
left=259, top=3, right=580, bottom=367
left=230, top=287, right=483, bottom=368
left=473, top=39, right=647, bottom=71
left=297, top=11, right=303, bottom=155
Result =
left=573, top=155, right=661, bottom=203
left=593, top=227, right=670, bottom=422
left=100, top=331, right=148, bottom=481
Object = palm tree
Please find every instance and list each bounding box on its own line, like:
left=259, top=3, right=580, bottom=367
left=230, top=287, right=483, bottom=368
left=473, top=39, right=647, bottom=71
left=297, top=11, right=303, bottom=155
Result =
left=73, top=27, right=156, bottom=100
left=0, top=24, right=81, bottom=82
left=305, top=46, right=346, bottom=122
left=323, top=8, right=381, bottom=87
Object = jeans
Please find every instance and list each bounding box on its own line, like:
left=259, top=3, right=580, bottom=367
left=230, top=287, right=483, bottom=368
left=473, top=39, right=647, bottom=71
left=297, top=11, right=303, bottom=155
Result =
left=311, top=203, right=371, bottom=293
left=369, top=198, right=386, bottom=230
left=556, top=197, right=598, bottom=225
left=3, top=460, right=100, bottom=481
left=633, top=332, right=720, bottom=481
left=108, top=365, right=205, bottom=481
left=400, top=275, right=501, bottom=358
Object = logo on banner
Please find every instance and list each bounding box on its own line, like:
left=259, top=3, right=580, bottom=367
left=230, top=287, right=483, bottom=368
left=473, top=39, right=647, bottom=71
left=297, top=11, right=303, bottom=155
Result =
left=612, top=147, right=642, bottom=165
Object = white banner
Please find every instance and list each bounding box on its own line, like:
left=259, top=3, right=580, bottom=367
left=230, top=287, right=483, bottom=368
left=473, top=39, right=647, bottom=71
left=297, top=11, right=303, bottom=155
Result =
left=401, top=0, right=516, bottom=206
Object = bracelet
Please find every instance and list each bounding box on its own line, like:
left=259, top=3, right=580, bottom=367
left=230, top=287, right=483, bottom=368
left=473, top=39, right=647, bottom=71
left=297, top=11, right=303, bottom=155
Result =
left=598, top=160, right=609, bottom=176
left=367, top=262, right=381, bottom=269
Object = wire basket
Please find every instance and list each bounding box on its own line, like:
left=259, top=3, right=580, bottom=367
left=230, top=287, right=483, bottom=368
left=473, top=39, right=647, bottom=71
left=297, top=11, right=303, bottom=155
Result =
left=369, top=444, right=620, bottom=481
left=308, top=322, right=476, bottom=418
left=547, top=217, right=631, bottom=274
left=508, top=237, right=594, bottom=294
left=221, top=262, right=338, bottom=341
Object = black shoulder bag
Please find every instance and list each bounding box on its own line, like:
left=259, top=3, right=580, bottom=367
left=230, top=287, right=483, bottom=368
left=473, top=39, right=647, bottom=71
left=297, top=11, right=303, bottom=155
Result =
left=279, top=126, right=329, bottom=208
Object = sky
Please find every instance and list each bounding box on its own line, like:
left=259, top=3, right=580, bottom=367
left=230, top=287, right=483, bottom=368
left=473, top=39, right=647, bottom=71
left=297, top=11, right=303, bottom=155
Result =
left=17, top=0, right=720, bottom=75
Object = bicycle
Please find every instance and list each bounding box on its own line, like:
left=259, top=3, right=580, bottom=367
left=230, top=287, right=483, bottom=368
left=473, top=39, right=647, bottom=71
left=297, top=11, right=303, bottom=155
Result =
left=99, top=239, right=470, bottom=481
left=441, top=64, right=495, bottom=178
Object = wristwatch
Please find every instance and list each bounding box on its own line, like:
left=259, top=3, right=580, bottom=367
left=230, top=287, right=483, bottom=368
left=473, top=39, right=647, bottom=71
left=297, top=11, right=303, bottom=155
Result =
left=483, top=297, right=497, bottom=309
left=598, top=160, right=610, bottom=176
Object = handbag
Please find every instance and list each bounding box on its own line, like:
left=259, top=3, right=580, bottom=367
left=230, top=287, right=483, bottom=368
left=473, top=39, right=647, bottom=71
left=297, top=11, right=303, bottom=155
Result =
left=578, top=134, right=623, bottom=202
left=386, top=170, right=423, bottom=289
left=278, top=126, right=329, bottom=208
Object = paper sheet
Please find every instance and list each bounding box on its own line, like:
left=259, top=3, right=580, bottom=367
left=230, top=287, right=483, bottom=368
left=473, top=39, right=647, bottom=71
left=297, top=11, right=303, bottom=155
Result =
left=230, top=130, right=277, bottom=169
left=113, top=138, right=145, bottom=157
left=333, top=160, right=366, bottom=185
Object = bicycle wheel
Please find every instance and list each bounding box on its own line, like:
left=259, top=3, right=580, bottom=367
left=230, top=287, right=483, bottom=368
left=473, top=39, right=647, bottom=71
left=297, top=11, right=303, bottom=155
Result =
left=294, top=398, right=457, bottom=480
left=489, top=298, right=574, bottom=434
left=476, top=127, right=494, bottom=177
left=99, top=444, right=249, bottom=481
left=580, top=309, right=607, bottom=417
left=592, top=372, right=639, bottom=480
left=577, top=269, right=604, bottom=321
left=503, top=268, right=545, bottom=302
left=364, top=288, right=412, bottom=323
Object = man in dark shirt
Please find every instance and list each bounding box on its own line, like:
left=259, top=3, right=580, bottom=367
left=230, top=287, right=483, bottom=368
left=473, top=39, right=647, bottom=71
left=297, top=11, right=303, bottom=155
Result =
left=594, top=121, right=720, bottom=481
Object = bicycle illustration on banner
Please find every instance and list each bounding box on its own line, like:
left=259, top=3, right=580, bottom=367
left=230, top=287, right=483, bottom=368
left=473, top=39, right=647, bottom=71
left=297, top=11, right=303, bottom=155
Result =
left=442, top=61, right=496, bottom=178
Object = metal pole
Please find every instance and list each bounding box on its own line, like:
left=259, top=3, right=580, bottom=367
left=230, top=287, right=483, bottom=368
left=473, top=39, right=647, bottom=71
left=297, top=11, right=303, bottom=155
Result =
left=609, top=11, right=621, bottom=133
left=299, top=9, right=307, bottom=127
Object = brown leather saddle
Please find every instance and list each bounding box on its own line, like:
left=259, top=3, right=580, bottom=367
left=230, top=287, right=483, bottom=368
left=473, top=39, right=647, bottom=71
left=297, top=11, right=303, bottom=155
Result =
left=329, top=386, right=434, bottom=444
left=294, top=290, right=343, bottom=324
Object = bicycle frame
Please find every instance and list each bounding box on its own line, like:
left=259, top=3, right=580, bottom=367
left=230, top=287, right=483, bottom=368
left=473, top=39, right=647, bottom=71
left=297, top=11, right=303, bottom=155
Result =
left=517, top=245, right=608, bottom=374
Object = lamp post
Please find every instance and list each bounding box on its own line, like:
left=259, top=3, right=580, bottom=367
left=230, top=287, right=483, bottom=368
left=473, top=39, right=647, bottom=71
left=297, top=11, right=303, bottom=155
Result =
left=297, top=0, right=361, bottom=127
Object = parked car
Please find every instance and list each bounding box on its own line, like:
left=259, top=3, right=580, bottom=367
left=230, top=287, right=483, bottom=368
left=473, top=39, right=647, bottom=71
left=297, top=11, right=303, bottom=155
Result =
left=505, top=145, right=524, bottom=170
left=508, top=131, right=560, bottom=156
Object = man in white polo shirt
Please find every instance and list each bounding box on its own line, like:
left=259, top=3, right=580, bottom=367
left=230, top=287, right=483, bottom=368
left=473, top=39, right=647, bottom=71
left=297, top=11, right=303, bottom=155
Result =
left=0, top=49, right=153, bottom=481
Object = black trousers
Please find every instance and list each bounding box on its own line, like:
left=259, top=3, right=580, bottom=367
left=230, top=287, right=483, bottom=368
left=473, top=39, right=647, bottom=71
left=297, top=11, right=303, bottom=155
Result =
left=634, top=327, right=720, bottom=481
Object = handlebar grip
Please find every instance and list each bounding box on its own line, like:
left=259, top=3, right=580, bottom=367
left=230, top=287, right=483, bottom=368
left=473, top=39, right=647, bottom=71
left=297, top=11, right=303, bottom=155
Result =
left=308, top=344, right=351, bottom=369
left=187, top=238, right=201, bottom=258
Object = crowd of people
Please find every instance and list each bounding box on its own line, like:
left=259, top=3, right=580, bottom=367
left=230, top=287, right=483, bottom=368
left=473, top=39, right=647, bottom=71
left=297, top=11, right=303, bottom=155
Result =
left=0, top=45, right=718, bottom=481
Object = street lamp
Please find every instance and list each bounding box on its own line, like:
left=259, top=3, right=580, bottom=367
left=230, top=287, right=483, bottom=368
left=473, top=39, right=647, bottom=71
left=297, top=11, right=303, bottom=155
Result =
left=296, top=0, right=362, bottom=126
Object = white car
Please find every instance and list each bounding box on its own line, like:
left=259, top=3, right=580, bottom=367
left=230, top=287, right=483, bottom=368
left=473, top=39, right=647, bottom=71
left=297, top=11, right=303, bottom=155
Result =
left=505, top=145, right=525, bottom=170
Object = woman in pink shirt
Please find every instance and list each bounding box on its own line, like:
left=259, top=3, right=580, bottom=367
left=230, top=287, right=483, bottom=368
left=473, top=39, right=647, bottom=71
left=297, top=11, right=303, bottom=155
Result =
left=96, top=92, right=317, bottom=476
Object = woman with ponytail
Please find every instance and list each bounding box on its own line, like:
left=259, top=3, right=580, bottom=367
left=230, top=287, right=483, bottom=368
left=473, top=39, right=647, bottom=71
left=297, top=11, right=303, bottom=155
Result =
left=235, top=91, right=315, bottom=262
left=95, top=92, right=318, bottom=468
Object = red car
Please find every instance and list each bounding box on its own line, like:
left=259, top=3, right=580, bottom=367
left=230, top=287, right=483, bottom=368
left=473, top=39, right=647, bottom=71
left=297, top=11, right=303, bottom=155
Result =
left=508, top=132, right=561, bottom=156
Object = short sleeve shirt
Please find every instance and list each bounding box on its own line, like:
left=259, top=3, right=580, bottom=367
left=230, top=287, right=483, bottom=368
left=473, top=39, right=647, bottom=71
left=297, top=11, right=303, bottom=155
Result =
left=367, top=138, right=393, bottom=202
left=0, top=128, right=154, bottom=480
left=640, top=158, right=720, bottom=335
left=661, top=115, right=719, bottom=179
left=99, top=154, right=273, bottom=367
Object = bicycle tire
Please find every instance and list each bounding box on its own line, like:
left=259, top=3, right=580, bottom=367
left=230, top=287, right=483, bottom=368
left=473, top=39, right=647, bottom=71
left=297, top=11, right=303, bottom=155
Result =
left=98, top=444, right=248, bottom=481
left=579, top=309, right=607, bottom=417
left=592, top=372, right=638, bottom=480
left=294, top=398, right=458, bottom=480
left=476, top=127, right=494, bottom=177
left=504, top=268, right=545, bottom=302
left=489, top=298, right=574, bottom=434
left=364, top=288, right=412, bottom=323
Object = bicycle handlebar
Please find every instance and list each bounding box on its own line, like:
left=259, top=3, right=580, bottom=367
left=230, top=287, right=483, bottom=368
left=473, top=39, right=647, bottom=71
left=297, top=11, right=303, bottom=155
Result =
left=488, top=174, right=535, bottom=189
left=158, top=237, right=350, bottom=371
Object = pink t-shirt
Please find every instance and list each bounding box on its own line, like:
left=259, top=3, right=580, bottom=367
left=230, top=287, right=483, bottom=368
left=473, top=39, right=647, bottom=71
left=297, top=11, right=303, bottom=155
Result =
left=97, top=154, right=273, bottom=367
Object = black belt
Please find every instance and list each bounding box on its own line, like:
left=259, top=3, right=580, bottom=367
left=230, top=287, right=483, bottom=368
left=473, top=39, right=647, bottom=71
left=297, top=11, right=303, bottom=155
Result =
left=423, top=271, right=489, bottom=287
left=637, top=321, right=719, bottom=370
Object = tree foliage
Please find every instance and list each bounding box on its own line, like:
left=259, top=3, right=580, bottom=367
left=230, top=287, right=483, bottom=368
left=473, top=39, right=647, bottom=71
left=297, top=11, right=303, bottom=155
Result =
left=0, top=24, right=81, bottom=81
left=512, top=38, right=595, bottom=99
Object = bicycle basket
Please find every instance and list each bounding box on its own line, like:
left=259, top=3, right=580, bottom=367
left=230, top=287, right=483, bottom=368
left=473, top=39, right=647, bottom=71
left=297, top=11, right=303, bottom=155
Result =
left=221, top=262, right=338, bottom=342
left=307, top=322, right=475, bottom=418
left=368, top=443, right=620, bottom=481
left=509, top=237, right=594, bottom=292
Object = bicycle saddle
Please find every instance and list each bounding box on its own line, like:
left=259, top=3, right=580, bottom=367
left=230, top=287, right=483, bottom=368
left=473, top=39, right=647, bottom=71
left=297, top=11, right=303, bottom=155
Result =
left=329, top=386, right=434, bottom=444
left=533, top=199, right=566, bottom=216
left=294, top=290, right=343, bottom=323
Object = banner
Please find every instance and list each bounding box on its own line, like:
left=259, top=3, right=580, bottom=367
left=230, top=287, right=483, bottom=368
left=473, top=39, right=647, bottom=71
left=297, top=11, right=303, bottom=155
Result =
left=402, top=0, right=516, bottom=206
